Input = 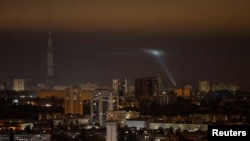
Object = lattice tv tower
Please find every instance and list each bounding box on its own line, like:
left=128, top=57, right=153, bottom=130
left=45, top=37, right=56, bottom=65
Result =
left=46, top=0, right=54, bottom=90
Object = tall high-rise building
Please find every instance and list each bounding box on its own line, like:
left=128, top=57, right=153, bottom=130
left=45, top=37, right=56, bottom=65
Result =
left=118, top=76, right=135, bottom=97
left=90, top=89, right=119, bottom=126
left=135, top=75, right=168, bottom=105
left=112, top=79, right=119, bottom=91
left=199, top=81, right=210, bottom=92
left=13, top=79, right=25, bottom=91
left=64, top=86, right=91, bottom=115
left=46, top=0, right=54, bottom=90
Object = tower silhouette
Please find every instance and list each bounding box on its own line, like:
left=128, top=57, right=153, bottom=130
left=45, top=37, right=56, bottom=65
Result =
left=46, top=0, right=54, bottom=90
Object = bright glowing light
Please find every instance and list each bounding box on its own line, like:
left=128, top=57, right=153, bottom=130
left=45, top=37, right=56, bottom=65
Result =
left=145, top=49, right=164, bottom=56
left=45, top=103, right=51, bottom=107
left=143, top=49, right=176, bottom=86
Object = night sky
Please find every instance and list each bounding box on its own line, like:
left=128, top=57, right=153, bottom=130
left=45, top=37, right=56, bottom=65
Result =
left=1, top=0, right=250, bottom=91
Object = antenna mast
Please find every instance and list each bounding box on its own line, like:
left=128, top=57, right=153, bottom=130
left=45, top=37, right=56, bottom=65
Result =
left=46, top=0, right=54, bottom=90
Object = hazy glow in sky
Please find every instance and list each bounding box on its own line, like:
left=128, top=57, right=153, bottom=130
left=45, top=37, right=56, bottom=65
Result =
left=1, top=0, right=250, bottom=33
left=1, top=0, right=250, bottom=91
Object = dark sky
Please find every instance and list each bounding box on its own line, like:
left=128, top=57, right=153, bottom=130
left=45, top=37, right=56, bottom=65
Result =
left=1, top=0, right=250, bottom=91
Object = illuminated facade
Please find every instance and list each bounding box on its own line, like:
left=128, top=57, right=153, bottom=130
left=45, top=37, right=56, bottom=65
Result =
left=36, top=86, right=91, bottom=116
left=36, top=90, right=66, bottom=99
left=64, top=86, right=90, bottom=115
left=13, top=79, right=25, bottom=91
left=199, top=81, right=210, bottom=92
left=149, top=123, right=208, bottom=132
left=90, top=89, right=119, bottom=126
left=211, top=83, right=239, bottom=92
left=112, top=79, right=119, bottom=91
left=106, top=122, right=118, bottom=141
left=106, top=110, right=140, bottom=127
left=175, top=88, right=191, bottom=97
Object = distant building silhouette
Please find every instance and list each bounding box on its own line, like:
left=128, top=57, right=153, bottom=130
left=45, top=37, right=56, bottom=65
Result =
left=116, top=77, right=135, bottom=97
left=135, top=74, right=168, bottom=105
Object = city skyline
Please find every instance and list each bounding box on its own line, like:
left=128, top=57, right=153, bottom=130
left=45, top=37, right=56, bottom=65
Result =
left=1, top=0, right=250, bottom=91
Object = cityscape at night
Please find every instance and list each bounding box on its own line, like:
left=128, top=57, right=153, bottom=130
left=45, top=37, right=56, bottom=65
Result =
left=0, top=0, right=250, bottom=140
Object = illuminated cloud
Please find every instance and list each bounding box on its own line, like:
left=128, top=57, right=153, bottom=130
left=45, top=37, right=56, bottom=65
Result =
left=1, top=0, right=250, bottom=33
